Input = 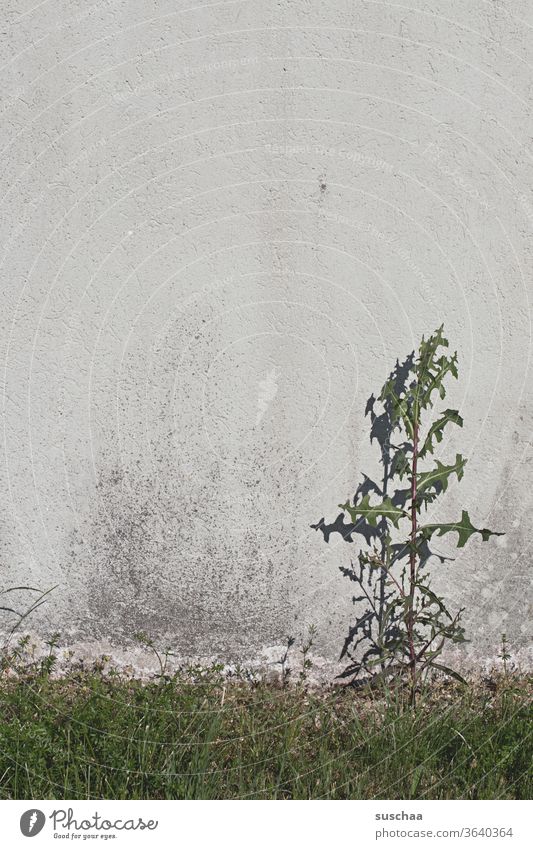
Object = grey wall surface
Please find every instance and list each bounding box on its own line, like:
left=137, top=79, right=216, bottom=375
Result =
left=0, top=0, right=531, bottom=675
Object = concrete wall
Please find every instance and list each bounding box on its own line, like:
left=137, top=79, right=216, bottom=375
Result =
left=1, top=0, right=531, bottom=675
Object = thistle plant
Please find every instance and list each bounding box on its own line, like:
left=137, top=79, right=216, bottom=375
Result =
left=312, top=326, right=502, bottom=705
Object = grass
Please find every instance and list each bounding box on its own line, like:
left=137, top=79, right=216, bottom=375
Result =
left=0, top=651, right=531, bottom=800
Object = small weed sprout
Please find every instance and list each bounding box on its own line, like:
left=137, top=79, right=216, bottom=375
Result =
left=275, top=628, right=317, bottom=686
left=134, top=631, right=176, bottom=681
left=276, top=636, right=296, bottom=687
left=40, top=632, right=61, bottom=676
left=499, top=633, right=512, bottom=678
left=300, top=625, right=317, bottom=684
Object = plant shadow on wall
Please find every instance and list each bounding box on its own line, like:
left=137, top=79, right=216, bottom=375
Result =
left=312, top=326, right=503, bottom=705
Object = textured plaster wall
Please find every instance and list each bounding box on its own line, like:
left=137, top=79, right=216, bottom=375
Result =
left=0, top=0, right=532, bottom=675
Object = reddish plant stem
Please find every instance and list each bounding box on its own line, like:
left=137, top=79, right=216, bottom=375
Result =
left=408, top=414, right=419, bottom=706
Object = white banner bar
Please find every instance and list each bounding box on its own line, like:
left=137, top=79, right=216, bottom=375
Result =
left=1, top=799, right=531, bottom=848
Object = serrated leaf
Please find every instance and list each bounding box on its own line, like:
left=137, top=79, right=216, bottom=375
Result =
left=420, top=409, right=463, bottom=458
left=378, top=380, right=414, bottom=437
left=420, top=510, right=503, bottom=548
left=339, top=494, right=408, bottom=529
left=417, top=584, right=451, bottom=616
left=415, top=329, right=459, bottom=409
left=390, top=446, right=411, bottom=479
left=416, top=453, right=466, bottom=497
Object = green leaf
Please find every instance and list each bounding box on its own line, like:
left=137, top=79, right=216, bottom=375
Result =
left=414, top=328, right=459, bottom=410
left=390, top=446, right=411, bottom=479
left=378, top=380, right=414, bottom=437
left=420, top=409, right=463, bottom=458
left=410, top=765, right=424, bottom=797
left=420, top=510, right=503, bottom=548
left=417, top=584, right=451, bottom=616
left=339, top=494, right=408, bottom=529
left=431, top=662, right=468, bottom=685
left=416, top=453, right=466, bottom=497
